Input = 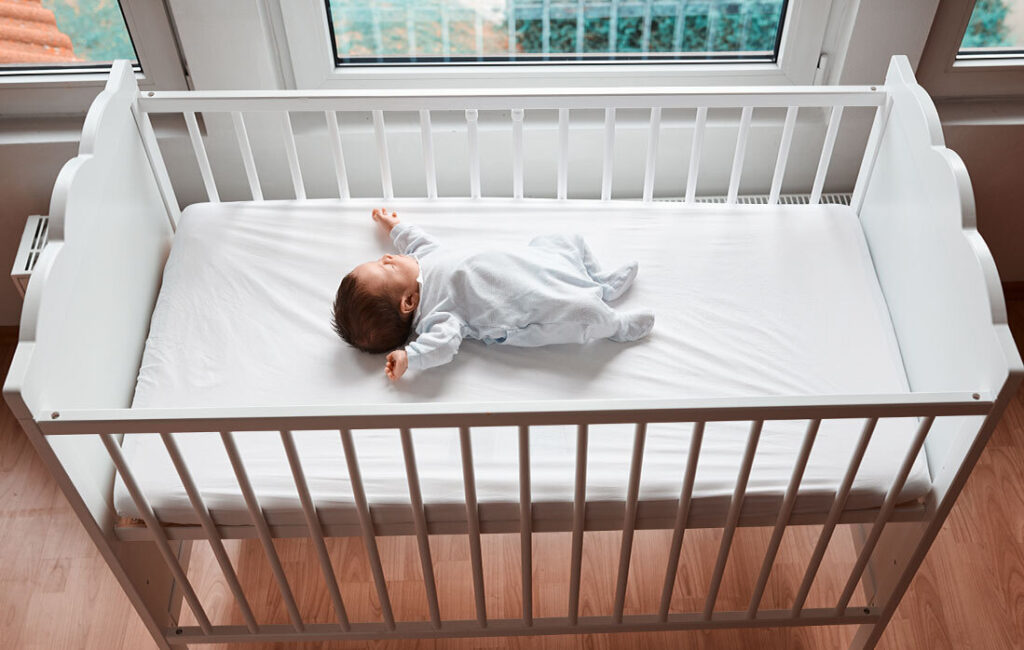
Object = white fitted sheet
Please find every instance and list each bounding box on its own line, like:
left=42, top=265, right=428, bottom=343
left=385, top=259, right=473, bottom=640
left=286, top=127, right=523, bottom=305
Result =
left=118, top=199, right=928, bottom=527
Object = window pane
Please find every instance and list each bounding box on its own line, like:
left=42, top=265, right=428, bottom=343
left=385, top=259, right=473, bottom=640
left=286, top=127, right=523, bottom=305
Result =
left=0, top=0, right=136, bottom=69
left=959, top=0, right=1024, bottom=56
left=326, top=0, right=788, bottom=65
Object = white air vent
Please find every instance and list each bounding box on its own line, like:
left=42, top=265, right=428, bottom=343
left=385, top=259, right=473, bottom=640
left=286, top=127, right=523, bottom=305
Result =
left=12, top=215, right=48, bottom=298
left=660, top=193, right=852, bottom=206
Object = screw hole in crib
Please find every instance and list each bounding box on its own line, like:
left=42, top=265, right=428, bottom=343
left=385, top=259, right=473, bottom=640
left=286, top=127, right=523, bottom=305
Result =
left=50, top=411, right=59, bottom=419
left=864, top=608, right=871, bottom=614
left=973, top=393, right=981, bottom=399
left=175, top=629, right=182, bottom=635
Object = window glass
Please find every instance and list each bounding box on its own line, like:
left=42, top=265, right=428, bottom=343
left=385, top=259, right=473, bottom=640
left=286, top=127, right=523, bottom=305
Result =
left=959, top=0, right=1024, bottom=56
left=0, top=0, right=136, bottom=69
left=326, top=0, right=788, bottom=65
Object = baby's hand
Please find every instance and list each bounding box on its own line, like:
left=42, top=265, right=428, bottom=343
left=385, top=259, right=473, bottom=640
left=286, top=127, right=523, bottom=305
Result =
left=372, top=207, right=400, bottom=234
left=385, top=349, right=408, bottom=381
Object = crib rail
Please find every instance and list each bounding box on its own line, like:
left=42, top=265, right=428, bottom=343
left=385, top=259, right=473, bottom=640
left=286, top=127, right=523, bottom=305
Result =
left=136, top=83, right=889, bottom=212
left=34, top=390, right=994, bottom=645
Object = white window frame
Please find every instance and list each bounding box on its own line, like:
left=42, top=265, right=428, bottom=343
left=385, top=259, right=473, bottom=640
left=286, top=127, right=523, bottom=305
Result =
left=277, top=0, right=833, bottom=90
left=917, top=0, right=1024, bottom=99
left=0, top=0, right=187, bottom=116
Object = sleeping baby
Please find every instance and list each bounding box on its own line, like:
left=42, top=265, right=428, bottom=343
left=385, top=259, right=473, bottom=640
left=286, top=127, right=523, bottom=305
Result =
left=333, top=208, right=655, bottom=380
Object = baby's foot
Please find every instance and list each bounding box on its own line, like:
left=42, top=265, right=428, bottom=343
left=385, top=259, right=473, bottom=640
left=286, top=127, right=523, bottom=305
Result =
left=609, top=309, right=655, bottom=342
left=598, top=261, right=639, bottom=301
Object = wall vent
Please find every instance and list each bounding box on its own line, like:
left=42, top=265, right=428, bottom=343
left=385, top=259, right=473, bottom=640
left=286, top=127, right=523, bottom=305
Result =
left=12, top=215, right=48, bottom=298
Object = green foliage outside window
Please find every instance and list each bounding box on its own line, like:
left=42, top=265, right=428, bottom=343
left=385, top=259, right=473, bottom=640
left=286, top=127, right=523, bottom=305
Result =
left=962, top=0, right=1013, bottom=48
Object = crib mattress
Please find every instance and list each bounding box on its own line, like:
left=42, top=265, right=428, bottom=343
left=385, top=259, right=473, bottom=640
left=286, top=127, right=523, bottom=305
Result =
left=118, top=198, right=927, bottom=528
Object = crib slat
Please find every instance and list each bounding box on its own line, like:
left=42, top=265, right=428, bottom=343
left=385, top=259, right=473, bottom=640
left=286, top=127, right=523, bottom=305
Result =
left=792, top=417, right=878, bottom=616
left=400, top=427, right=442, bottom=629
left=512, top=109, right=525, bottom=200
left=101, top=434, right=213, bottom=634
left=685, top=107, right=708, bottom=204
left=459, top=426, right=487, bottom=628
left=419, top=110, right=438, bottom=200
left=220, top=431, right=305, bottom=631
left=727, top=106, right=753, bottom=205
left=613, top=422, right=648, bottom=623
left=568, top=424, right=588, bottom=624
left=159, top=432, right=258, bottom=633
left=325, top=111, right=351, bottom=200
left=340, top=429, right=395, bottom=629
left=601, top=108, right=615, bottom=201
left=747, top=419, right=821, bottom=618
left=281, top=112, right=306, bottom=200
left=835, top=416, right=935, bottom=615
left=642, top=108, right=661, bottom=203
left=768, top=106, right=798, bottom=206
left=280, top=430, right=349, bottom=630
left=519, top=425, right=533, bottom=625
left=136, top=109, right=181, bottom=228
left=183, top=111, right=220, bottom=203
left=466, top=109, right=481, bottom=199
left=851, top=100, right=892, bottom=213
left=659, top=421, right=706, bottom=621
left=231, top=111, right=263, bottom=201
left=810, top=105, right=844, bottom=205
left=703, top=420, right=764, bottom=620
left=557, top=108, right=569, bottom=200
left=373, top=110, right=394, bottom=200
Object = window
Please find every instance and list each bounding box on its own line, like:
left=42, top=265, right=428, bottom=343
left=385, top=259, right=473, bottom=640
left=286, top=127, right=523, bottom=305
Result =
left=279, top=0, right=832, bottom=89
left=324, top=0, right=788, bottom=65
left=917, top=0, right=1024, bottom=99
left=0, top=0, right=186, bottom=115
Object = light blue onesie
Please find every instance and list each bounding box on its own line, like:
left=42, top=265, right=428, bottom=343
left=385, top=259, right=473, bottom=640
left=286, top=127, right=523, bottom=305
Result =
left=390, top=224, right=655, bottom=371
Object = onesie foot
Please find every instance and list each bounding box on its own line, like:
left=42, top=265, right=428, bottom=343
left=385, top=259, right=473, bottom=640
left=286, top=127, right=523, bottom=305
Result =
left=598, top=261, right=639, bottom=301
left=610, top=310, right=655, bottom=342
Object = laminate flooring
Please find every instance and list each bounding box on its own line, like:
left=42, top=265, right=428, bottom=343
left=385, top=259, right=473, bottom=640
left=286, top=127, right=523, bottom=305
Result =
left=2, top=302, right=1023, bottom=649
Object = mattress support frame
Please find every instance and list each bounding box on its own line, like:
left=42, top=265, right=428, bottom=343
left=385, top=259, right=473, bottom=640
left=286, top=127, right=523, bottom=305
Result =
left=5, top=57, right=1023, bottom=649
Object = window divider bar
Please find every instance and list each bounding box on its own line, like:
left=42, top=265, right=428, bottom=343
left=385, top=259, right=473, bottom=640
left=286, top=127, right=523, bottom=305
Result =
left=703, top=420, right=764, bottom=620
left=340, top=429, right=396, bottom=629
left=459, top=426, right=487, bottom=628
left=659, top=421, right=706, bottom=621
left=220, top=431, right=305, bottom=632
left=280, top=430, right=349, bottom=631
left=325, top=111, right=351, bottom=200
left=159, top=432, right=258, bottom=633
left=100, top=433, right=213, bottom=635
left=183, top=111, right=219, bottom=203
left=747, top=418, right=821, bottom=618
left=613, top=422, right=648, bottom=623
left=399, top=427, right=442, bottom=629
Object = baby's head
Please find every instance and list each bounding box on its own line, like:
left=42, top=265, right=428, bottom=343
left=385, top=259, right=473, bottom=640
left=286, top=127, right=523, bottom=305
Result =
left=332, top=253, right=421, bottom=353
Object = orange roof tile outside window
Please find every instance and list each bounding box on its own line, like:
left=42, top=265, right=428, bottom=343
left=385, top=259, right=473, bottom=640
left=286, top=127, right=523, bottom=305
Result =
left=0, top=0, right=77, bottom=63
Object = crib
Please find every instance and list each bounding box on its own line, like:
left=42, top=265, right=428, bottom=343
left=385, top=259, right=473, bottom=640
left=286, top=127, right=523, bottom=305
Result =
left=4, top=56, right=1021, bottom=649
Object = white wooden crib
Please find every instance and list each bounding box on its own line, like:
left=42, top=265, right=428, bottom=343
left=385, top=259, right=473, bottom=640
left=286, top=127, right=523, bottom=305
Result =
left=4, top=56, right=1021, bottom=649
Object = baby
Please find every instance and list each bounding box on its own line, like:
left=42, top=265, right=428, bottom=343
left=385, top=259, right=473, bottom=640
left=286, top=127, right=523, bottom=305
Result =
left=333, top=208, right=655, bottom=380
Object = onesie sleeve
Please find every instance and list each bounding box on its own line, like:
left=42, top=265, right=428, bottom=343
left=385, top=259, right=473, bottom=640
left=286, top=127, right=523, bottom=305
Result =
left=391, top=223, right=440, bottom=256
left=405, top=312, right=466, bottom=371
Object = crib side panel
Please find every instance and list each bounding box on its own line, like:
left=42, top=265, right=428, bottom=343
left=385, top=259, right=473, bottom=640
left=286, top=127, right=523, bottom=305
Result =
left=857, top=56, right=1022, bottom=475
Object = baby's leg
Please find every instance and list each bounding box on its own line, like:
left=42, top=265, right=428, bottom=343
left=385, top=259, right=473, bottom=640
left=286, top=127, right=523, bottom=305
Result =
left=529, top=234, right=638, bottom=301
left=608, top=309, right=656, bottom=342
left=503, top=300, right=654, bottom=346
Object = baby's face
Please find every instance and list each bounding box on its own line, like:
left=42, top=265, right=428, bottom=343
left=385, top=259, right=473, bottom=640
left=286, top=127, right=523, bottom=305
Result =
left=352, top=253, right=420, bottom=301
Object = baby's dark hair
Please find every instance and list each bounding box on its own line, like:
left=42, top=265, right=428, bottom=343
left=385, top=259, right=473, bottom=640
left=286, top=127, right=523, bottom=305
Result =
left=332, top=271, right=413, bottom=353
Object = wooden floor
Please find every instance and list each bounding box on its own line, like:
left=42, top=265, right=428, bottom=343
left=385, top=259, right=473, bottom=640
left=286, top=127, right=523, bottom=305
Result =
left=2, top=302, right=1023, bottom=650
